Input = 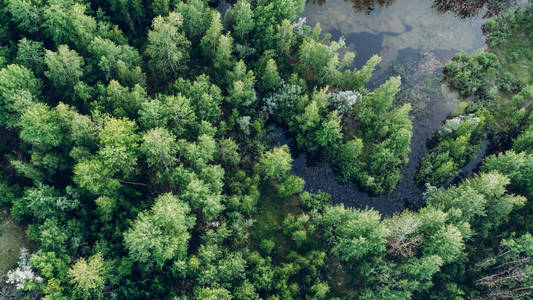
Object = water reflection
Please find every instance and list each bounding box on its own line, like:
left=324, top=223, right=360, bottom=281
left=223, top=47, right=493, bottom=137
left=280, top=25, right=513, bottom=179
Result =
left=306, top=0, right=517, bottom=17
left=432, top=0, right=516, bottom=17
left=307, top=0, right=396, bottom=14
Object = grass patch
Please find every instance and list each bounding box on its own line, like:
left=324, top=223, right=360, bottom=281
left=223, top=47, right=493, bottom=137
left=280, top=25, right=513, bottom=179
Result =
left=250, top=182, right=302, bottom=261
left=0, top=208, right=33, bottom=278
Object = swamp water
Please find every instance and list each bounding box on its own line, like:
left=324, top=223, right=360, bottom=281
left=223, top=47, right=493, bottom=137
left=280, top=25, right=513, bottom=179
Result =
left=273, top=0, right=492, bottom=214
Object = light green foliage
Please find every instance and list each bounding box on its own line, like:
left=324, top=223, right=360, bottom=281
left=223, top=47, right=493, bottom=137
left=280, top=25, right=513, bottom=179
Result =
left=43, top=2, right=97, bottom=49
left=251, top=0, right=305, bottom=51
left=0, top=64, right=41, bottom=128
left=175, top=0, right=212, bottom=40
left=423, top=224, right=464, bottom=264
left=45, top=45, right=84, bottom=92
left=31, top=251, right=70, bottom=283
left=19, top=103, right=64, bottom=151
left=178, top=134, right=218, bottom=169
left=258, top=146, right=293, bottom=180
left=139, top=94, right=197, bottom=138
left=297, top=27, right=352, bottom=86
left=98, top=117, right=139, bottom=177
left=74, top=159, right=120, bottom=196
left=227, top=0, right=254, bottom=41
left=15, top=102, right=97, bottom=182
left=356, top=76, right=402, bottom=133
left=124, top=193, right=195, bottom=267
left=217, top=138, right=241, bottom=166
left=94, top=196, right=116, bottom=222
left=200, top=11, right=223, bottom=60
left=277, top=175, right=305, bottom=197
left=173, top=75, right=223, bottom=123
left=274, top=20, right=296, bottom=57
left=68, top=253, right=108, bottom=300
left=194, top=286, right=232, bottom=300
left=227, top=60, right=257, bottom=108
left=88, top=37, right=144, bottom=86
left=73, top=117, right=139, bottom=196
left=140, top=127, right=177, bottom=169
left=214, top=33, right=235, bottom=73
left=315, top=111, right=343, bottom=154
left=343, top=55, right=381, bottom=90
left=260, top=58, right=281, bottom=91
left=145, top=12, right=191, bottom=81
left=351, top=76, right=412, bottom=193
left=316, top=205, right=389, bottom=261
left=483, top=150, right=533, bottom=197
left=426, top=172, right=526, bottom=237
left=16, top=39, right=45, bottom=76
left=181, top=176, right=224, bottom=221
left=6, top=0, right=42, bottom=34
left=96, top=80, right=147, bottom=118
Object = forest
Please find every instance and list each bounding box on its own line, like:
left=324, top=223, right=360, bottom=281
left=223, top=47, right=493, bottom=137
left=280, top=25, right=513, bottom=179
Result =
left=0, top=0, right=532, bottom=299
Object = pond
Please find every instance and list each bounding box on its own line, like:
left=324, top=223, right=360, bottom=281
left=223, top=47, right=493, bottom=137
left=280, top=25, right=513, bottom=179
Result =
left=275, top=0, right=497, bottom=215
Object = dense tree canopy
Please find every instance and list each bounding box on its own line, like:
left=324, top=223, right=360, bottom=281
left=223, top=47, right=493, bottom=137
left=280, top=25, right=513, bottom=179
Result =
left=0, top=0, right=532, bottom=299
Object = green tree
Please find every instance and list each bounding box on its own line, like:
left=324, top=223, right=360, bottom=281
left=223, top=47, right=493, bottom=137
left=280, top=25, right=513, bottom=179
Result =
left=513, top=124, right=533, bottom=154
left=45, top=45, right=84, bottom=93
left=16, top=39, right=45, bottom=76
left=316, top=205, right=389, bottom=261
left=200, top=11, right=223, bottom=60
left=95, top=80, right=147, bottom=118
left=0, top=64, right=41, bottom=128
left=6, top=0, right=42, bottom=34
left=145, top=12, right=191, bottom=82
left=175, top=0, right=212, bottom=40
left=139, top=94, right=197, bottom=138
left=140, top=127, right=177, bottom=170
left=182, top=176, right=224, bottom=221
left=98, top=117, right=140, bottom=177
left=124, top=193, right=195, bottom=268
left=87, top=37, right=144, bottom=86
left=257, top=146, right=293, bottom=181
left=260, top=58, right=281, bottom=91
left=227, top=0, right=254, bottom=41
left=43, top=2, right=97, bottom=49
left=173, top=75, right=223, bottom=124
left=68, top=253, right=108, bottom=300
left=227, top=60, right=257, bottom=108
left=483, top=150, right=533, bottom=197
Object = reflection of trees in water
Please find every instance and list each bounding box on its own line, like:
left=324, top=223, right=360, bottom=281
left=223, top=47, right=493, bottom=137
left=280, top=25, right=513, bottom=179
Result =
left=307, top=0, right=516, bottom=17
left=307, top=0, right=395, bottom=14
left=432, top=0, right=516, bottom=17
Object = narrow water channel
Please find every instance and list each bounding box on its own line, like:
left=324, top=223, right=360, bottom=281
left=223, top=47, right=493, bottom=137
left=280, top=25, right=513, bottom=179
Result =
left=274, top=0, right=492, bottom=215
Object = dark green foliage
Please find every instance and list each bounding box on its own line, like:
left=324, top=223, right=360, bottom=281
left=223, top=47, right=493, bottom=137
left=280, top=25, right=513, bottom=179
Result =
left=445, top=51, right=501, bottom=100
